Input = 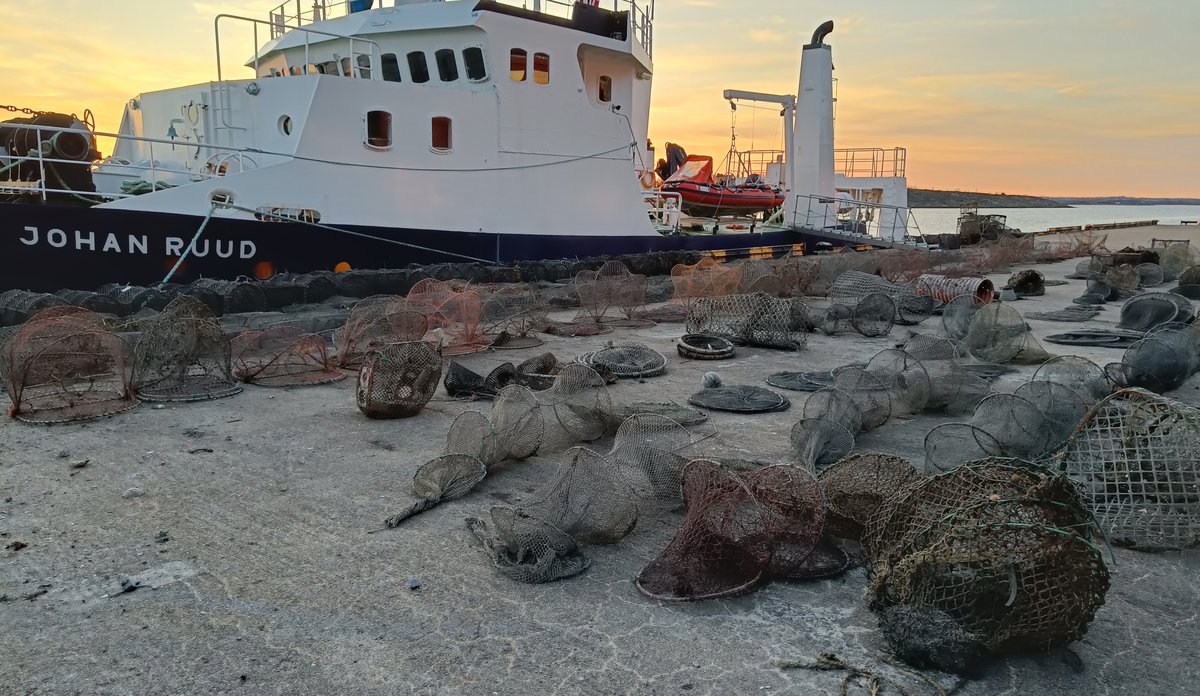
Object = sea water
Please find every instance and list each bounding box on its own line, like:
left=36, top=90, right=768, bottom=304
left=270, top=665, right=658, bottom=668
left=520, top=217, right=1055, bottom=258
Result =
left=911, top=204, right=1200, bottom=236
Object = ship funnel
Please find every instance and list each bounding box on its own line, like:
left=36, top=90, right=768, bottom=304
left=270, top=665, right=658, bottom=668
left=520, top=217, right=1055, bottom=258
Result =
left=784, top=21, right=836, bottom=226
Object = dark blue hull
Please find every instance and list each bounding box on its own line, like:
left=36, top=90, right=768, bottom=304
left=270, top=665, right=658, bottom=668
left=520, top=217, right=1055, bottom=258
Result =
left=1, top=202, right=823, bottom=292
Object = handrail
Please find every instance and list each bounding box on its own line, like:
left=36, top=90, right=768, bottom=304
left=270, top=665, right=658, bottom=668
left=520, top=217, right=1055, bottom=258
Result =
left=214, top=13, right=383, bottom=81
left=834, top=147, right=907, bottom=178
left=644, top=190, right=681, bottom=234
left=791, top=193, right=926, bottom=246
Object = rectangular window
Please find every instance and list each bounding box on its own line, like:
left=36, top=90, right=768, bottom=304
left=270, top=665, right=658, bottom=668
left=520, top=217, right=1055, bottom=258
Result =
left=381, top=53, right=402, bottom=82
left=407, top=51, right=430, bottom=83
left=509, top=48, right=527, bottom=82
left=340, top=57, right=353, bottom=76
left=533, top=52, right=549, bottom=85
left=321, top=60, right=338, bottom=75
left=435, top=49, right=459, bottom=82
left=431, top=116, right=452, bottom=151
left=598, top=75, right=612, bottom=103
left=463, top=47, right=487, bottom=81
left=366, top=110, right=392, bottom=149
left=356, top=54, right=371, bottom=79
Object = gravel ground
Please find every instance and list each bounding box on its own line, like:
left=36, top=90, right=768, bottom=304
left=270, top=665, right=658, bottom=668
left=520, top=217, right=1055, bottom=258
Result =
left=2, top=256, right=1199, bottom=695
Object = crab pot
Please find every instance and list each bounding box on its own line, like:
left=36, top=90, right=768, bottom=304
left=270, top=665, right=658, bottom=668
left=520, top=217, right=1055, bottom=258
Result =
left=355, top=341, right=443, bottom=419
left=914, top=274, right=994, bottom=304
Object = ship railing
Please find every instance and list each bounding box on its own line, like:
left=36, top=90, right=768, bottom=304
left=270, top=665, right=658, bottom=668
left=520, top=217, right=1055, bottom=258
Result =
left=791, top=193, right=927, bottom=246
left=0, top=122, right=269, bottom=203
left=215, top=14, right=383, bottom=82
left=834, top=147, right=907, bottom=179
left=727, top=149, right=786, bottom=183
left=644, top=190, right=682, bottom=234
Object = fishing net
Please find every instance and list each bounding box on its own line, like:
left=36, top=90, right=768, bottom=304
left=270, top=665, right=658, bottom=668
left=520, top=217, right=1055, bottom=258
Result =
left=469, top=447, right=639, bottom=583
left=1032, top=356, right=1111, bottom=404
left=676, top=333, right=735, bottom=360
left=688, top=383, right=790, bottom=413
left=578, top=343, right=667, bottom=379
left=830, top=367, right=892, bottom=431
left=333, top=295, right=427, bottom=369
left=575, top=261, right=648, bottom=324
left=3, top=309, right=136, bottom=423
left=1005, top=269, right=1045, bottom=297
left=1105, top=331, right=1197, bottom=393
left=827, top=270, right=933, bottom=325
left=481, top=284, right=548, bottom=349
left=513, top=352, right=566, bottom=391
left=790, top=418, right=856, bottom=472
left=443, top=360, right=516, bottom=399
left=803, top=388, right=864, bottom=435
left=964, top=303, right=1051, bottom=364
left=864, top=460, right=1108, bottom=672
left=1025, top=307, right=1101, bottom=322
left=132, top=298, right=242, bottom=402
left=1013, top=380, right=1089, bottom=448
left=899, top=334, right=966, bottom=361
left=231, top=326, right=344, bottom=387
left=607, top=413, right=699, bottom=507
left=189, top=278, right=268, bottom=314
left=1104, top=264, right=1140, bottom=294
left=816, top=294, right=896, bottom=338
left=864, top=349, right=931, bottom=417
left=670, top=257, right=742, bottom=310
left=685, top=293, right=808, bottom=349
left=1136, top=263, right=1165, bottom=288
left=1160, top=244, right=1200, bottom=276
left=354, top=341, right=442, bottom=418
left=635, top=461, right=828, bottom=601
left=426, top=290, right=490, bottom=355
left=818, top=453, right=920, bottom=540
left=1066, top=257, right=1106, bottom=279
left=382, top=386, right=544, bottom=527
left=940, top=294, right=985, bottom=341
left=1117, top=294, right=1189, bottom=332
left=537, top=364, right=613, bottom=444
left=1059, top=388, right=1200, bottom=549
left=924, top=394, right=1059, bottom=470
left=766, top=367, right=844, bottom=392
left=403, top=278, right=456, bottom=315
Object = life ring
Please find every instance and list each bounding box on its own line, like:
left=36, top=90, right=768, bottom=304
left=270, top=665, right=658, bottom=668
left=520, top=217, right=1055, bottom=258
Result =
left=640, top=170, right=657, bottom=189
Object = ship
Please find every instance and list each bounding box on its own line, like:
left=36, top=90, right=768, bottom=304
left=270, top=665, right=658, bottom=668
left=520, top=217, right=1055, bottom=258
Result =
left=0, top=0, right=926, bottom=293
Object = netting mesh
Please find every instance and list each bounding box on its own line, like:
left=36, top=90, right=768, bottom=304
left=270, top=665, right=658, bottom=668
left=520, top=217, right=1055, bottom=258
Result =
left=816, top=294, right=896, bottom=337
left=3, top=308, right=136, bottom=423
left=1059, top=388, right=1200, bottom=549
left=333, top=295, right=427, bottom=369
left=1025, top=307, right=1101, bottom=322
left=1136, top=263, right=1165, bottom=288
left=1032, top=356, right=1111, bottom=404
left=828, top=270, right=933, bottom=326
left=1105, top=264, right=1140, bottom=294
left=1117, top=294, right=1186, bottom=332
left=818, top=453, right=919, bottom=540
left=688, top=383, right=790, bottom=413
left=1005, top=269, right=1045, bottom=297
left=1160, top=243, right=1200, bottom=276
left=940, top=294, right=985, bottom=341
left=803, top=388, right=864, bottom=435
left=864, top=460, right=1109, bottom=671
left=579, top=343, right=668, bottom=379
left=677, top=333, right=735, bottom=360
left=132, top=296, right=242, bottom=402
left=354, top=341, right=442, bottom=418
left=924, top=392, right=1074, bottom=470
left=481, top=284, right=548, bottom=349
left=635, top=461, right=828, bottom=601
left=964, top=304, right=1051, bottom=364
left=790, top=418, right=856, bottom=472
left=685, top=293, right=809, bottom=349
left=830, top=367, right=892, bottom=431
left=864, top=349, right=931, bottom=418
left=670, top=258, right=743, bottom=310
left=575, top=261, right=650, bottom=325
left=1106, top=328, right=1199, bottom=393
left=231, top=327, right=344, bottom=387
left=443, top=360, right=516, bottom=399
left=537, top=363, right=613, bottom=445
left=401, top=279, right=491, bottom=354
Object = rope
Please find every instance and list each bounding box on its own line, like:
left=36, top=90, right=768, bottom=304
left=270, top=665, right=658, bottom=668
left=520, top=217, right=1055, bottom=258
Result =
left=158, top=205, right=217, bottom=289
left=242, top=142, right=634, bottom=173
left=219, top=202, right=499, bottom=265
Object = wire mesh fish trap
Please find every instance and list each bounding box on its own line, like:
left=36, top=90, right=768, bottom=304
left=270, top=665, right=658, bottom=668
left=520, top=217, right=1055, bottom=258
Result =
left=1025, top=307, right=1102, bottom=322
left=426, top=290, right=491, bottom=355
left=803, top=388, right=864, bottom=435
left=670, top=257, right=743, bottom=310
left=536, top=363, right=613, bottom=444
left=354, top=341, right=442, bottom=419
left=1117, top=294, right=1187, bottom=332
left=926, top=390, right=1073, bottom=470
left=964, top=303, right=1051, bottom=364
left=688, top=383, right=790, bottom=413
left=132, top=298, right=242, bottom=402
left=818, top=453, right=919, bottom=540
left=3, top=308, right=136, bottom=423
left=579, top=343, right=668, bottom=379
left=830, top=367, right=892, bottom=431
left=1105, top=264, right=1140, bottom=294
left=864, top=349, right=931, bottom=417
left=940, top=294, right=985, bottom=341
left=443, top=360, right=516, bottom=399
left=231, top=326, right=344, bottom=387
left=334, top=295, right=427, bottom=369
left=636, top=461, right=828, bottom=601
left=1005, top=269, right=1045, bottom=297
left=1059, top=388, right=1200, bottom=549
left=685, top=293, right=808, bottom=349
left=1136, top=263, right=1165, bottom=288
left=790, top=418, right=856, bottom=472
left=1032, top=356, right=1111, bottom=404
left=828, top=270, right=933, bottom=325
left=816, top=294, right=896, bottom=337
left=481, top=284, right=548, bottom=349
left=677, top=333, right=735, bottom=360
left=863, top=460, right=1109, bottom=671
left=1105, top=330, right=1198, bottom=393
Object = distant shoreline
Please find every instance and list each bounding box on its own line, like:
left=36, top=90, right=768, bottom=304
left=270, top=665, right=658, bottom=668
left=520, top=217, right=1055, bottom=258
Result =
left=909, top=188, right=1200, bottom=208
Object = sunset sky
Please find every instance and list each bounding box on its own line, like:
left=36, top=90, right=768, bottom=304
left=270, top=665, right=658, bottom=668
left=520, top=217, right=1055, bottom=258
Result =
left=3, top=0, right=1196, bottom=196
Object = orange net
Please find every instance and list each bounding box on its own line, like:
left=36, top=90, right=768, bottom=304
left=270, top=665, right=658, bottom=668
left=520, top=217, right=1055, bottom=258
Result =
left=669, top=257, right=743, bottom=310
left=3, top=307, right=136, bottom=423
left=575, top=261, right=650, bottom=325
left=232, top=326, right=345, bottom=387
left=334, top=295, right=427, bottom=369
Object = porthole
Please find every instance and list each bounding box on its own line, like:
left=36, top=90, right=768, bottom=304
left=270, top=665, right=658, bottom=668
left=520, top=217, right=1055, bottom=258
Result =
left=279, top=115, right=293, bottom=135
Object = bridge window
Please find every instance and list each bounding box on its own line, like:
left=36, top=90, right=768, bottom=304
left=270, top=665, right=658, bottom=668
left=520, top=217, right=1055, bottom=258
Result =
left=407, top=51, right=430, bottom=83
left=321, top=60, right=338, bottom=75
left=598, top=75, right=612, bottom=102
left=509, top=48, right=527, bottom=81
left=366, top=110, right=392, bottom=149
left=533, top=52, right=549, bottom=85
left=463, top=47, right=487, bottom=81
left=340, top=57, right=353, bottom=76
left=381, top=53, right=402, bottom=82
left=431, top=116, right=452, bottom=151
left=356, top=54, right=371, bottom=79
left=435, top=49, right=458, bottom=82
